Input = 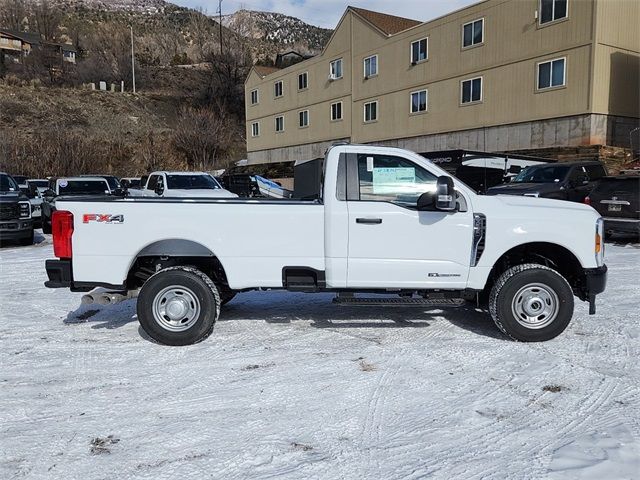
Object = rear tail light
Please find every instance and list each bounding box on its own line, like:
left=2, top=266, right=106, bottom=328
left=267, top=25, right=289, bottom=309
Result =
left=52, top=211, right=74, bottom=259
left=584, top=196, right=591, bottom=206
left=595, top=218, right=605, bottom=267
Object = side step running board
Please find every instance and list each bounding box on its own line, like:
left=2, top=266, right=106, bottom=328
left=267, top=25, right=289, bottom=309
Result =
left=333, top=297, right=465, bottom=307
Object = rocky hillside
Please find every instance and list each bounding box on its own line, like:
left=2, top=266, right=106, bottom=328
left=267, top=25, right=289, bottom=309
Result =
left=222, top=9, right=331, bottom=53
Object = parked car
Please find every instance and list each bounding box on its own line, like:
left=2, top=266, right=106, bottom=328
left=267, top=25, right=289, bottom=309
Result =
left=45, top=145, right=607, bottom=346
left=0, top=173, right=34, bottom=246
left=132, top=172, right=237, bottom=198
left=486, top=161, right=607, bottom=202
left=41, top=177, right=112, bottom=234
left=26, top=179, right=49, bottom=196
left=586, top=175, right=640, bottom=238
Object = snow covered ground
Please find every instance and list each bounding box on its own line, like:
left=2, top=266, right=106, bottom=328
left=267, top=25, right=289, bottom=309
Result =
left=1, top=234, right=639, bottom=480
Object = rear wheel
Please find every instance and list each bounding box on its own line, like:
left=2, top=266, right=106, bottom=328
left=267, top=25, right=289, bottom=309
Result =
left=137, top=266, right=220, bottom=346
left=489, top=264, right=574, bottom=342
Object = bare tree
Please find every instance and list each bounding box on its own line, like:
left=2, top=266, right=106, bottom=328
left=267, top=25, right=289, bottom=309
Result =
left=0, top=0, right=27, bottom=31
left=187, top=7, right=215, bottom=62
left=173, top=107, right=233, bottom=170
left=32, top=0, right=61, bottom=41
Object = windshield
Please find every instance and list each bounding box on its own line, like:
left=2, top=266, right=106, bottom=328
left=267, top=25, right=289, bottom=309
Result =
left=166, top=175, right=221, bottom=190
left=0, top=174, right=19, bottom=192
left=58, top=180, right=109, bottom=195
left=512, top=165, right=571, bottom=184
left=12, top=175, right=27, bottom=185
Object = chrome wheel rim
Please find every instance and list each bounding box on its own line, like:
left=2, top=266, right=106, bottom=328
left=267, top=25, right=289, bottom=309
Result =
left=152, top=286, right=201, bottom=332
left=511, top=283, right=559, bottom=329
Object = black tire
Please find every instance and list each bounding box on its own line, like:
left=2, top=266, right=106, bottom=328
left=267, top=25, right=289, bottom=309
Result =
left=489, top=264, right=574, bottom=342
left=19, top=229, right=34, bottom=246
left=42, top=218, right=51, bottom=234
left=137, top=266, right=220, bottom=346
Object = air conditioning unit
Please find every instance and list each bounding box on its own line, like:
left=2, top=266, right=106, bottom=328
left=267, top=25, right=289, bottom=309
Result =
left=328, top=74, right=337, bottom=81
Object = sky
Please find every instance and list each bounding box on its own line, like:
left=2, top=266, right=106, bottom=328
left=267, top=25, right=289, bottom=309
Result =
left=172, top=0, right=479, bottom=29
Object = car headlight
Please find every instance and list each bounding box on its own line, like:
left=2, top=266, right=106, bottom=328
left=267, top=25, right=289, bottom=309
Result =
left=595, top=217, right=605, bottom=267
left=19, top=201, right=31, bottom=219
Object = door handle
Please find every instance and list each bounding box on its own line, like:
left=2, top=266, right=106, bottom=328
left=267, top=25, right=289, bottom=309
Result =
left=356, top=218, right=383, bottom=225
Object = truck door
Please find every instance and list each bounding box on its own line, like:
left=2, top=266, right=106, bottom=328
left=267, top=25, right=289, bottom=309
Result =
left=346, top=153, right=473, bottom=289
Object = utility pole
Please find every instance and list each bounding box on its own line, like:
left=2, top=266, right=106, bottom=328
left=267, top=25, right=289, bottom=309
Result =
left=130, top=25, right=136, bottom=94
left=217, top=0, right=223, bottom=55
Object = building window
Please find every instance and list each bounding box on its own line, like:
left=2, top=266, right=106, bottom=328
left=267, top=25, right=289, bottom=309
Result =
left=411, top=38, right=428, bottom=64
left=462, top=18, right=484, bottom=48
left=331, top=101, right=343, bottom=121
left=364, top=101, right=378, bottom=123
left=274, top=81, right=283, bottom=98
left=330, top=59, right=343, bottom=80
left=540, top=0, right=568, bottom=24
left=411, top=90, right=428, bottom=113
left=364, top=55, right=378, bottom=78
left=251, top=122, right=260, bottom=137
left=275, top=116, right=284, bottom=132
left=298, top=72, right=308, bottom=90
left=537, top=58, right=566, bottom=89
left=250, top=89, right=259, bottom=105
left=299, top=110, right=309, bottom=128
left=461, top=77, right=482, bottom=104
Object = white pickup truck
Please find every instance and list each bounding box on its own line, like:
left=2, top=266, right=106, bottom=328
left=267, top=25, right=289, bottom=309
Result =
left=132, top=171, right=237, bottom=198
left=45, top=145, right=607, bottom=346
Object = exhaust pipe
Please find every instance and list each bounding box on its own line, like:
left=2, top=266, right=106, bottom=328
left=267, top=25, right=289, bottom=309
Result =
left=81, top=288, right=139, bottom=306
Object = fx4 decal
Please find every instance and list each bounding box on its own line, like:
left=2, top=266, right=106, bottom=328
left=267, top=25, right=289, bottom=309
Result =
left=83, top=214, right=125, bottom=224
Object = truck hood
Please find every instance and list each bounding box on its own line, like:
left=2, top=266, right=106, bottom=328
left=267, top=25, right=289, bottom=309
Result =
left=486, top=182, right=563, bottom=196
left=483, top=193, right=595, bottom=213
left=164, top=189, right=238, bottom=198
left=0, top=191, right=25, bottom=203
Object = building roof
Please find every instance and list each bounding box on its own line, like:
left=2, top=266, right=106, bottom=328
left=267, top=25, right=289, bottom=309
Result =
left=348, top=6, right=421, bottom=36
left=253, top=65, right=281, bottom=78
left=0, top=29, right=41, bottom=46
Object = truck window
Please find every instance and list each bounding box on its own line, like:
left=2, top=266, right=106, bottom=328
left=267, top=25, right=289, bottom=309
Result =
left=585, top=165, right=605, bottom=181
left=357, top=154, right=437, bottom=204
left=147, top=175, right=159, bottom=191
left=0, top=174, right=18, bottom=192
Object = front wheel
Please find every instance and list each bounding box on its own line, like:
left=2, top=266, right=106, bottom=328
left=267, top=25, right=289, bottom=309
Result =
left=137, top=266, right=221, bottom=346
left=489, top=264, right=574, bottom=342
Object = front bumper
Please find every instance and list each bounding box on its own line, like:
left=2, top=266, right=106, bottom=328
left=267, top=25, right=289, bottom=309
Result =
left=579, top=265, right=608, bottom=314
left=0, top=219, right=33, bottom=239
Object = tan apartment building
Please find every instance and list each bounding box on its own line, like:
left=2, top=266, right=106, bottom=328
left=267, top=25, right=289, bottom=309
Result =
left=244, top=0, right=640, bottom=165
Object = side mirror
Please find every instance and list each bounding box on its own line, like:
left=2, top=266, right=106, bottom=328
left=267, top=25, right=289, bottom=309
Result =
left=44, top=188, right=55, bottom=197
left=155, top=183, right=164, bottom=196
left=435, top=176, right=457, bottom=211
left=120, top=179, right=130, bottom=189
left=417, top=191, right=436, bottom=211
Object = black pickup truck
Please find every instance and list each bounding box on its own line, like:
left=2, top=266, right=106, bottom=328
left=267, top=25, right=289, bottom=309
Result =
left=0, top=173, right=34, bottom=246
left=486, top=161, right=607, bottom=202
